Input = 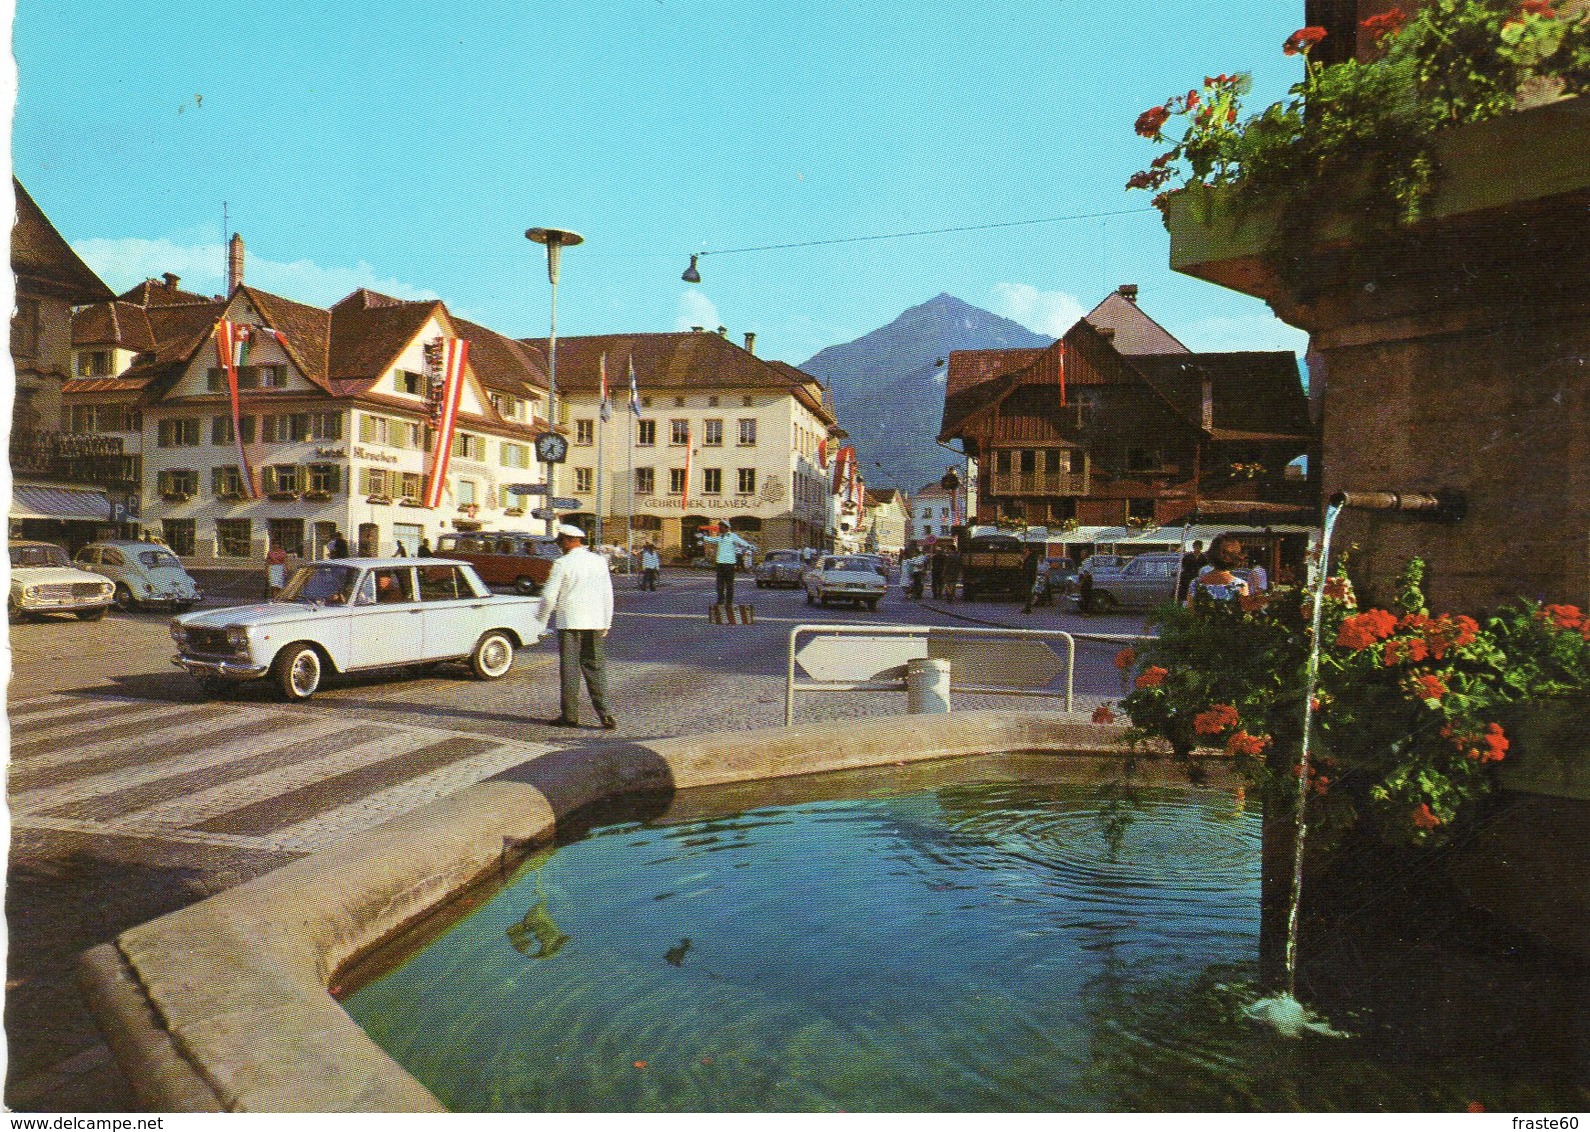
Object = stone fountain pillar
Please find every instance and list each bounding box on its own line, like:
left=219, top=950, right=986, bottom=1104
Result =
left=1165, top=97, right=1590, bottom=613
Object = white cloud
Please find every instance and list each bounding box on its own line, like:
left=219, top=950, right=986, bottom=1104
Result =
left=70, top=237, right=440, bottom=306
left=674, top=289, right=720, bottom=332
left=987, top=282, right=1087, bottom=338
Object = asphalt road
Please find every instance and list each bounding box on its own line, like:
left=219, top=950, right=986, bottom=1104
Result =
left=4, top=566, right=1153, bottom=1110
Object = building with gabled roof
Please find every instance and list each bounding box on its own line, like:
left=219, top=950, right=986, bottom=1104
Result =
left=939, top=285, right=1317, bottom=539
left=63, top=245, right=554, bottom=565
left=519, top=327, right=844, bottom=555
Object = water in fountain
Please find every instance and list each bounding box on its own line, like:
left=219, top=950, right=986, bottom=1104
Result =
left=1244, top=501, right=1351, bottom=1039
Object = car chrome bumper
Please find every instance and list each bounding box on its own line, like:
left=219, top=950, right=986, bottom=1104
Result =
left=173, top=655, right=269, bottom=680
left=15, top=597, right=114, bottom=613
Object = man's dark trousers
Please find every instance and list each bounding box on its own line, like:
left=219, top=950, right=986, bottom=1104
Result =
left=558, top=628, right=611, bottom=724
left=715, top=563, right=736, bottom=605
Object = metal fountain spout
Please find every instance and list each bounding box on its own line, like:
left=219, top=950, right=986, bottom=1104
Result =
left=1327, top=489, right=1466, bottom=522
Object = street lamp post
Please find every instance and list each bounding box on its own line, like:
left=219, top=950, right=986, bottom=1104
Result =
left=526, top=226, right=584, bottom=536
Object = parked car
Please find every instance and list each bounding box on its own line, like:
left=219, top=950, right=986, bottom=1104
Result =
left=434, top=531, right=561, bottom=594
left=1053, top=553, right=1130, bottom=600
left=170, top=558, right=544, bottom=700
left=75, top=540, right=202, bottom=611
left=853, top=553, right=892, bottom=579
left=1070, top=552, right=1184, bottom=611
left=959, top=533, right=1027, bottom=600
left=804, top=555, right=888, bottom=610
left=755, top=549, right=806, bottom=589
left=9, top=541, right=116, bottom=621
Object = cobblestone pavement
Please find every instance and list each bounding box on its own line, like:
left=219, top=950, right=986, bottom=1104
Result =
left=4, top=569, right=1151, bottom=1110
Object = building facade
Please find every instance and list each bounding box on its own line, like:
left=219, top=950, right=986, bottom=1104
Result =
left=522, top=329, right=843, bottom=557
left=940, top=287, right=1316, bottom=532
left=63, top=257, right=554, bottom=568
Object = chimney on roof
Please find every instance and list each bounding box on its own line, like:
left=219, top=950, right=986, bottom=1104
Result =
left=743, top=332, right=756, bottom=354
left=228, top=233, right=245, bottom=292
left=690, top=326, right=705, bottom=333
left=162, top=273, right=181, bottom=291
left=716, top=326, right=727, bottom=337
left=1119, top=284, right=1139, bottom=302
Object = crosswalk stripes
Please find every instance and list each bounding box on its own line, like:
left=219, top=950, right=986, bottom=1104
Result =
left=7, top=693, right=557, bottom=856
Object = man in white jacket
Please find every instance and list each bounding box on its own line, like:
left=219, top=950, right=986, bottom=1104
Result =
left=533, top=523, right=616, bottom=729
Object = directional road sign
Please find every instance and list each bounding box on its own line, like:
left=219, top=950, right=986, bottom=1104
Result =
left=795, top=635, right=927, bottom=682
left=506, top=483, right=548, bottom=496
left=530, top=508, right=557, bottom=521
left=549, top=497, right=582, bottom=510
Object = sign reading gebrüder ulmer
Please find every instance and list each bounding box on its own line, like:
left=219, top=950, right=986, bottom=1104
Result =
left=639, top=495, right=783, bottom=515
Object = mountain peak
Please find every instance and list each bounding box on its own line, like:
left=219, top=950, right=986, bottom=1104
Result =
left=800, top=296, right=1053, bottom=491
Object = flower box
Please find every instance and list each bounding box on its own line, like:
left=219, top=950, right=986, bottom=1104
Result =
left=160, top=492, right=191, bottom=503
left=1164, top=97, right=1590, bottom=306
left=267, top=491, right=301, bottom=502
left=399, top=498, right=426, bottom=508
left=301, top=491, right=333, bottom=503
left=503, top=508, right=525, bottom=517
left=365, top=495, right=393, bottom=506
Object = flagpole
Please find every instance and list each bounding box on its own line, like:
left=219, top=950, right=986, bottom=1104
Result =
left=596, top=384, right=605, bottom=548
left=626, top=405, right=635, bottom=567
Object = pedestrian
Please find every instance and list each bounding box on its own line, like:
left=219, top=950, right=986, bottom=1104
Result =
left=325, top=529, right=350, bottom=559
left=943, top=545, right=962, bottom=602
left=640, top=542, right=661, bottom=591
left=1176, top=540, right=1207, bottom=603
left=532, top=523, right=617, bottom=729
left=394, top=541, right=407, bottom=557
left=929, top=546, right=947, bottom=600
left=1188, top=533, right=1251, bottom=605
left=417, top=537, right=433, bottom=557
left=1246, top=554, right=1269, bottom=593
left=1078, top=568, right=1095, bottom=615
left=703, top=519, right=756, bottom=607
left=1021, top=545, right=1045, bottom=614
left=265, top=542, right=288, bottom=599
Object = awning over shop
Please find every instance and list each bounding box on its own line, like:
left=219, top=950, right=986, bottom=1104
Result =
left=10, top=484, right=115, bottom=522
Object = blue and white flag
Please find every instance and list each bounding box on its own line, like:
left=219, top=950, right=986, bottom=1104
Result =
left=627, top=353, right=642, bottom=416
left=599, top=353, right=612, bottom=423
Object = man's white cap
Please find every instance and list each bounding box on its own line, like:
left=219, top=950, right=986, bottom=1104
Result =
left=557, top=523, right=586, bottom=539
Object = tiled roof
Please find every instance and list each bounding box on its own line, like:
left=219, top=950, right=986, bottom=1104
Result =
left=117, top=278, right=216, bottom=308
left=331, top=288, right=408, bottom=311
left=449, top=315, right=549, bottom=393
left=944, top=348, right=1044, bottom=400
left=1127, top=352, right=1313, bottom=439
left=71, top=301, right=157, bottom=350
left=522, top=332, right=834, bottom=423
left=11, top=179, right=114, bottom=303
left=243, top=286, right=332, bottom=393
left=328, top=300, right=442, bottom=383
left=1083, top=290, right=1190, bottom=355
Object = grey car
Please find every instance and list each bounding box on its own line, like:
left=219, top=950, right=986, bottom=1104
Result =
left=755, top=549, right=806, bottom=589
left=76, top=540, right=202, bottom=611
left=1079, top=552, right=1184, bottom=611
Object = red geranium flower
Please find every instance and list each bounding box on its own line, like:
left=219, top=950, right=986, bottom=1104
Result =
left=1114, top=647, right=1137, bottom=670
left=1483, top=722, right=1509, bottom=763
left=1412, top=803, right=1442, bottom=830
left=1135, top=105, right=1172, bottom=138
left=1322, top=575, right=1354, bottom=603
left=1414, top=674, right=1447, bottom=701
left=1193, top=704, right=1242, bottom=735
left=1336, top=608, right=1397, bottom=650
left=1283, top=26, right=1328, bottom=55
left=1521, top=0, right=1557, bottom=16
left=1361, top=8, right=1407, bottom=38
left=1134, top=665, right=1168, bottom=689
left=1226, top=730, right=1271, bottom=758
left=1092, top=704, right=1118, bottom=724
left=1541, top=604, right=1585, bottom=630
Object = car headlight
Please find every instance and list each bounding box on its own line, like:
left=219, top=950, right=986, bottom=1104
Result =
left=226, top=626, right=250, bottom=647
left=99, top=582, right=114, bottom=596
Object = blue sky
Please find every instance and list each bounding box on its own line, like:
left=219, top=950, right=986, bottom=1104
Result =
left=15, top=1, right=1314, bottom=365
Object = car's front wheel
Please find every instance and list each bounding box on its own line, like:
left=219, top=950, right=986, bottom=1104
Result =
left=113, top=583, right=138, bottom=612
left=273, top=643, right=323, bottom=701
left=77, top=606, right=107, bottom=621
left=470, top=630, right=516, bottom=680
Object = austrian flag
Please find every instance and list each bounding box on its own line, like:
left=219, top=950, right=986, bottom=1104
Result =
left=422, top=338, right=471, bottom=509
left=214, top=320, right=258, bottom=499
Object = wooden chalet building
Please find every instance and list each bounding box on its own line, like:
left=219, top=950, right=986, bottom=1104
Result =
left=939, top=287, right=1318, bottom=533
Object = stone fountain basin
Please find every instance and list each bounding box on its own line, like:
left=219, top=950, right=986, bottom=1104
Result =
left=81, top=710, right=1200, bottom=1112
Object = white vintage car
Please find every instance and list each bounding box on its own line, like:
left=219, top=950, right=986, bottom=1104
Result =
left=803, top=555, right=888, bottom=610
left=171, top=558, right=544, bottom=700
left=9, top=540, right=116, bottom=621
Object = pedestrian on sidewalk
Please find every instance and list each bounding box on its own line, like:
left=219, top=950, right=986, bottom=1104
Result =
left=265, top=542, right=288, bottom=599
left=943, top=545, right=962, bottom=602
left=532, top=523, right=617, bottom=729
left=1176, top=540, right=1206, bottom=603
left=325, top=529, right=350, bottom=559
left=639, top=542, right=661, bottom=591
left=1021, top=545, right=1045, bottom=614
left=929, top=545, right=947, bottom=600
left=703, top=519, right=756, bottom=607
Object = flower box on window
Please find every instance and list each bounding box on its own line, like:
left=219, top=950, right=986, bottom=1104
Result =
left=365, top=494, right=393, bottom=506
left=399, top=498, right=426, bottom=508
left=504, top=507, right=525, bottom=517
left=160, top=492, right=191, bottom=503
left=217, top=491, right=246, bottom=502
left=301, top=490, right=333, bottom=503
left=267, top=491, right=301, bottom=502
